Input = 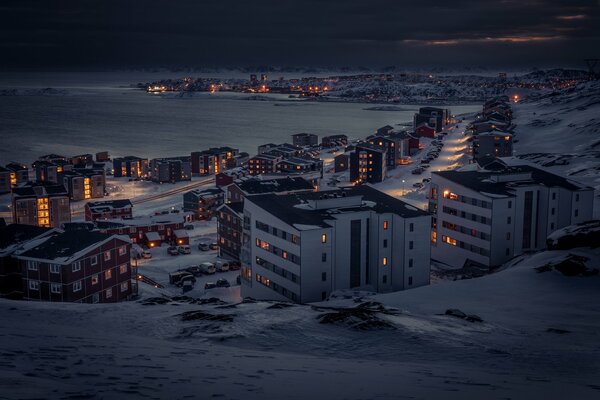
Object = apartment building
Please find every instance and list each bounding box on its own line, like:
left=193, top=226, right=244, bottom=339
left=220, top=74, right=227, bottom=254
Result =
left=241, top=186, right=431, bottom=303
left=182, top=188, right=224, bottom=220
left=61, top=168, right=106, bottom=201
left=292, top=133, right=318, bottom=147
left=349, top=143, right=387, bottom=184
left=113, top=156, right=149, bottom=178
left=14, top=229, right=133, bottom=303
left=149, top=157, right=192, bottom=183
left=247, top=153, right=283, bottom=176
left=12, top=183, right=71, bottom=228
left=191, top=147, right=239, bottom=175
left=321, top=135, right=348, bottom=148
left=429, top=160, right=594, bottom=268
left=216, top=202, right=244, bottom=261
left=5, top=163, right=29, bottom=186
left=471, top=132, right=514, bottom=161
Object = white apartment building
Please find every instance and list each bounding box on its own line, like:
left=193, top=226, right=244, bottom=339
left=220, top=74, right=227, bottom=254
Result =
left=429, top=160, right=594, bottom=268
left=241, top=185, right=431, bottom=303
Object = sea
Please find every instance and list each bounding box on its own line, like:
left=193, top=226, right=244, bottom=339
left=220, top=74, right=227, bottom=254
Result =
left=0, top=71, right=481, bottom=164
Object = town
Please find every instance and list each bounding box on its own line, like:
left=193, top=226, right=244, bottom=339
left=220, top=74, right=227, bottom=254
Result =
left=0, top=96, right=594, bottom=304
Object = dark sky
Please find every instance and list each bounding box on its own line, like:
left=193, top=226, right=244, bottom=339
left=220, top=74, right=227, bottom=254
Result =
left=1, top=0, right=599, bottom=69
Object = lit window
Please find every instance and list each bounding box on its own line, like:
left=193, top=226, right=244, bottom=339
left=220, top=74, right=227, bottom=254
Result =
left=118, top=246, right=127, bottom=256
left=104, top=251, right=111, bottom=261
left=105, top=269, right=112, bottom=280
left=119, top=264, right=128, bottom=274
left=321, top=234, right=327, bottom=243
left=383, top=220, right=388, bottom=230
left=383, top=257, right=388, bottom=266
left=91, top=274, right=99, bottom=285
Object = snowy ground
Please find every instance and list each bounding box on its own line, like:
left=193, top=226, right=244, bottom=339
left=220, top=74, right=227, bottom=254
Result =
left=1, top=246, right=599, bottom=399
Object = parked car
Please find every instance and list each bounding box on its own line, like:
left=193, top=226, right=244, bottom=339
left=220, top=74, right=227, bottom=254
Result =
left=182, top=280, right=194, bottom=293
left=216, top=261, right=230, bottom=272
left=421, top=164, right=431, bottom=169
left=412, top=168, right=423, bottom=175
left=204, top=282, right=217, bottom=290
left=167, top=246, right=179, bottom=256
left=413, top=182, right=424, bottom=188
left=178, top=245, right=191, bottom=254
left=185, top=266, right=203, bottom=276
left=200, top=262, right=216, bottom=275
left=422, top=177, right=431, bottom=183
left=142, top=250, right=152, bottom=259
left=229, top=260, right=241, bottom=271
left=209, top=242, right=219, bottom=250
left=216, top=278, right=230, bottom=288
left=176, top=274, right=196, bottom=288
left=198, top=242, right=210, bottom=251
left=169, top=271, right=192, bottom=285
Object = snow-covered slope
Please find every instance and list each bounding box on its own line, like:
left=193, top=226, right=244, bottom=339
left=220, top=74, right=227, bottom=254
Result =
left=1, top=246, right=599, bottom=399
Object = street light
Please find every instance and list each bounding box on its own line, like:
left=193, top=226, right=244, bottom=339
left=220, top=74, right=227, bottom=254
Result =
left=402, top=179, right=406, bottom=196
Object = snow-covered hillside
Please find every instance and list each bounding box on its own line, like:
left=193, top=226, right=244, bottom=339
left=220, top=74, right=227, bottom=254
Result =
left=513, top=80, right=600, bottom=217
left=1, top=245, right=599, bottom=399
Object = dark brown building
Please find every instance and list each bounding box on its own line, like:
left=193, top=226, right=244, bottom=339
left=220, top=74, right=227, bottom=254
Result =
left=217, top=202, right=244, bottom=261
left=12, top=182, right=71, bottom=228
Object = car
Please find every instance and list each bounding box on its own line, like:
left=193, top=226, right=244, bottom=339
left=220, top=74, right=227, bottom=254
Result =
left=185, top=266, right=203, bottom=276
left=421, top=164, right=431, bottom=169
left=228, top=260, right=241, bottom=271
left=182, top=280, right=194, bottom=293
left=411, top=168, right=423, bottom=175
left=422, top=177, right=431, bottom=183
left=216, top=278, right=230, bottom=288
left=142, top=250, right=152, bottom=259
left=216, top=261, right=230, bottom=272
left=167, top=246, right=179, bottom=256
left=204, top=282, right=217, bottom=290
left=200, top=262, right=216, bottom=275
left=209, top=242, right=219, bottom=250
left=184, top=224, right=194, bottom=230
left=169, top=271, right=192, bottom=285
left=176, top=274, right=196, bottom=288
left=198, top=242, right=210, bottom=251
left=413, top=182, right=424, bottom=188
left=178, top=245, right=191, bottom=254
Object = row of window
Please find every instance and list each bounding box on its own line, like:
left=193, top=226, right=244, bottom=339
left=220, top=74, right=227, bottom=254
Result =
left=255, top=238, right=301, bottom=265
left=441, top=235, right=490, bottom=257
left=255, top=220, right=300, bottom=245
left=255, top=273, right=298, bottom=302
left=442, top=221, right=490, bottom=241
left=442, top=190, right=493, bottom=210
left=28, top=279, right=129, bottom=294
left=442, top=206, right=490, bottom=225
left=255, top=256, right=301, bottom=284
left=27, top=248, right=128, bottom=273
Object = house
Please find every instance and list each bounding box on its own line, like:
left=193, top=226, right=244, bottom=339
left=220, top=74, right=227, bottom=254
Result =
left=415, top=123, right=436, bottom=139
left=182, top=188, right=224, bottom=220
left=95, top=151, right=110, bottom=162
left=113, top=156, right=149, bottom=178
left=413, top=107, right=449, bottom=133
left=173, top=230, right=190, bottom=246
left=149, top=157, right=191, bottom=183
left=216, top=168, right=248, bottom=187
left=241, top=186, right=431, bottom=303
left=429, top=160, right=594, bottom=269
left=225, top=152, right=250, bottom=169
left=12, top=182, right=71, bottom=228
left=32, top=160, right=61, bottom=183
left=191, top=147, right=239, bottom=175
left=257, top=143, right=278, bottom=154
left=471, top=132, right=513, bottom=161
left=95, top=213, right=191, bottom=247
left=334, top=154, right=349, bottom=172
left=266, top=143, right=304, bottom=159
left=321, top=135, right=348, bottom=148
left=14, top=229, right=134, bottom=303
left=216, top=202, right=244, bottom=261
left=85, top=199, right=133, bottom=221
left=0, top=224, right=53, bottom=299
left=376, top=125, right=394, bottom=136
left=349, top=143, right=387, bottom=184
left=69, top=154, right=94, bottom=166
left=292, top=133, right=318, bottom=147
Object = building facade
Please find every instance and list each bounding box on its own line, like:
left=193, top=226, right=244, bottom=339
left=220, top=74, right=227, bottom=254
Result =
left=113, top=156, right=149, bottom=178
left=12, top=183, right=71, bottom=228
left=149, top=157, right=191, bottom=183
left=183, top=188, right=224, bottom=220
left=85, top=199, right=133, bottom=221
left=241, top=186, right=431, bottom=303
left=292, top=133, right=318, bottom=147
left=349, top=144, right=387, bottom=184
left=429, top=162, right=594, bottom=268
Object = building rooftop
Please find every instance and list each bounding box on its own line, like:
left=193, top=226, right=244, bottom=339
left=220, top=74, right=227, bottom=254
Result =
left=86, top=199, right=133, bottom=213
left=12, top=182, right=68, bottom=197
left=434, top=163, right=591, bottom=197
left=246, top=185, right=428, bottom=230
left=17, top=230, right=116, bottom=263
left=0, top=224, right=51, bottom=252
left=236, top=176, right=314, bottom=195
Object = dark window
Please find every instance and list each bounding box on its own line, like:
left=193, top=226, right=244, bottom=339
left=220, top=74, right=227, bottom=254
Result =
left=575, top=194, right=579, bottom=202
left=408, top=276, right=413, bottom=285
left=408, top=258, right=413, bottom=268
left=552, top=192, right=556, bottom=200
left=505, top=248, right=510, bottom=256
left=321, top=253, right=327, bottom=262
left=409, top=241, right=414, bottom=250
left=409, top=223, right=414, bottom=232
left=551, top=208, right=555, bottom=216
left=507, top=216, right=511, bottom=224
left=321, top=272, right=326, bottom=281
left=383, top=239, right=388, bottom=248
left=382, top=275, right=387, bottom=284
left=575, top=209, right=579, bottom=217
left=508, top=200, right=512, bottom=208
